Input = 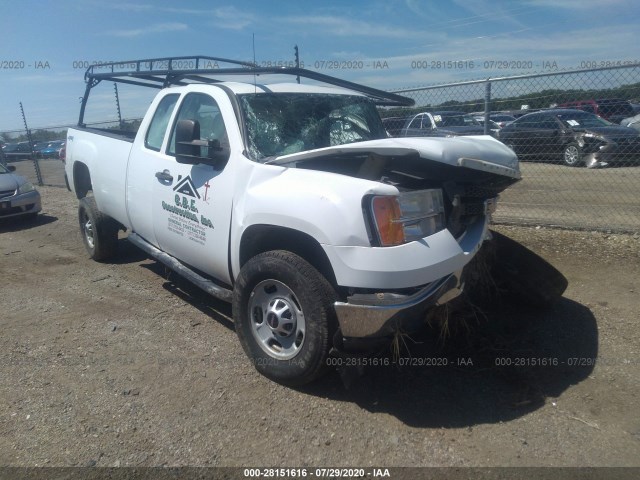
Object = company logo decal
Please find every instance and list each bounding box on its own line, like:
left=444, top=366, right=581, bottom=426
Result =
left=172, top=175, right=201, bottom=199
left=162, top=175, right=214, bottom=246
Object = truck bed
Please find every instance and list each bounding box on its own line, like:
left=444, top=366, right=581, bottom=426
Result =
left=78, top=126, right=138, bottom=142
left=66, top=126, right=135, bottom=229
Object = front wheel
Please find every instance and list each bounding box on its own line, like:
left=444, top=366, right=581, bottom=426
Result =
left=563, top=143, right=583, bottom=167
left=233, top=250, right=337, bottom=385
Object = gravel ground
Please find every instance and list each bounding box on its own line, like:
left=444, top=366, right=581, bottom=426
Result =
left=1, top=185, right=639, bottom=469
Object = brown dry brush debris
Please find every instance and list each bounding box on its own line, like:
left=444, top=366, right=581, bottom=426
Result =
left=392, top=229, right=568, bottom=358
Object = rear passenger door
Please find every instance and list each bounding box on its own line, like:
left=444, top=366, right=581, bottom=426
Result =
left=533, top=115, right=563, bottom=159
left=127, top=92, right=180, bottom=246
left=511, top=114, right=547, bottom=157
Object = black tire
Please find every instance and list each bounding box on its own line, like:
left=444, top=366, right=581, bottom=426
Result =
left=562, top=143, right=583, bottom=167
left=233, top=250, right=337, bottom=385
left=78, top=197, right=119, bottom=261
left=489, top=230, right=568, bottom=307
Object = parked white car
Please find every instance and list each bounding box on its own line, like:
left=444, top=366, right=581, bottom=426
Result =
left=0, top=163, right=41, bottom=220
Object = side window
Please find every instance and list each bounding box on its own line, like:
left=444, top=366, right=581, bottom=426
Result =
left=168, top=93, right=229, bottom=157
left=145, top=94, right=179, bottom=151
left=516, top=115, right=538, bottom=128
left=539, top=117, right=559, bottom=129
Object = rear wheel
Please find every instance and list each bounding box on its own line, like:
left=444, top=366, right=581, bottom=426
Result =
left=563, top=143, right=583, bottom=167
left=233, top=250, right=337, bottom=385
left=78, top=197, right=119, bottom=261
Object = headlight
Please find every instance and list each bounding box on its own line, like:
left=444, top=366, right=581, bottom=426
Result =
left=370, top=189, right=445, bottom=246
left=17, top=182, right=35, bottom=194
left=578, top=133, right=606, bottom=148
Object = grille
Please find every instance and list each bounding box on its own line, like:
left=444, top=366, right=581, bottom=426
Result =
left=446, top=182, right=508, bottom=237
left=0, top=189, right=16, bottom=199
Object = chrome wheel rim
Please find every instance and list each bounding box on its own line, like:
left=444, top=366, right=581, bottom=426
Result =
left=81, top=213, right=95, bottom=249
left=248, top=279, right=305, bottom=360
left=564, top=145, right=580, bottom=165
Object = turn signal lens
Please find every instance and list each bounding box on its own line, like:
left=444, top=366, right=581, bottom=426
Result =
left=372, top=196, right=405, bottom=246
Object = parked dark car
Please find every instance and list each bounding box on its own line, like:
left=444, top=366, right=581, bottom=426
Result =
left=499, top=109, right=640, bottom=167
left=400, top=111, right=486, bottom=137
left=2, top=142, right=33, bottom=160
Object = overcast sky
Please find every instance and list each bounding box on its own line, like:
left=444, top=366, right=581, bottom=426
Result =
left=1, top=0, right=639, bottom=132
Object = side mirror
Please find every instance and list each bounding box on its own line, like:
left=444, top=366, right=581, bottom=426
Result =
left=175, top=119, right=230, bottom=168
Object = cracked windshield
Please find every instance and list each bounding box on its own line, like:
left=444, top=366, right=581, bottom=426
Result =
left=239, top=93, right=387, bottom=161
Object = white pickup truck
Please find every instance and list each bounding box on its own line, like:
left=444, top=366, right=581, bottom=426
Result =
left=65, top=56, right=521, bottom=385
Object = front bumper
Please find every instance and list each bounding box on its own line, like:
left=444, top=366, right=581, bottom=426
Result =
left=0, top=190, right=41, bottom=219
left=321, top=215, right=488, bottom=290
left=334, top=270, right=464, bottom=338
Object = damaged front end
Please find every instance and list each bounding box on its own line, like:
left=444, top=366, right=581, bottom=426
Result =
left=578, top=132, right=640, bottom=168
left=270, top=136, right=520, bottom=346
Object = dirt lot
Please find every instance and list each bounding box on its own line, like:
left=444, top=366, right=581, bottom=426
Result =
left=1, top=185, right=639, bottom=469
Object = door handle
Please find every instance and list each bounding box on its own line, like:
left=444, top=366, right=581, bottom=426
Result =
left=155, top=169, right=173, bottom=183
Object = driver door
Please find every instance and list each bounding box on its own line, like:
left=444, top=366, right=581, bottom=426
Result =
left=152, top=91, right=235, bottom=285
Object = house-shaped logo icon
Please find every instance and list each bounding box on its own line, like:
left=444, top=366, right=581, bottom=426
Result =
left=173, top=175, right=201, bottom=199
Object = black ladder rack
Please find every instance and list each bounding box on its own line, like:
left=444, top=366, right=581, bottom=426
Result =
left=78, top=55, right=414, bottom=125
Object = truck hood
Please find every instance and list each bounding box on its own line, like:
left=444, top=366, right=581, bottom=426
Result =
left=266, top=136, right=520, bottom=179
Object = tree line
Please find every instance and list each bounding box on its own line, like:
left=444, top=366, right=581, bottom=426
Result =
left=1, top=119, right=141, bottom=144
left=380, top=82, right=640, bottom=118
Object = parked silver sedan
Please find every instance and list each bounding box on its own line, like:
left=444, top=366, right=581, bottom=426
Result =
left=0, top=163, right=42, bottom=220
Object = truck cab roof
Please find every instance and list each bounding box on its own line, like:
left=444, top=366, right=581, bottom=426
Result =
left=196, top=82, right=365, bottom=97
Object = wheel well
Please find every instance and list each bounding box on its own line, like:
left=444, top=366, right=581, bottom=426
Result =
left=239, top=225, right=337, bottom=287
left=73, top=162, right=92, bottom=199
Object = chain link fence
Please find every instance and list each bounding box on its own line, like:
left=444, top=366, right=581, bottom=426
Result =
left=3, top=64, right=639, bottom=232
left=0, top=119, right=142, bottom=190
left=383, top=64, right=640, bottom=232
